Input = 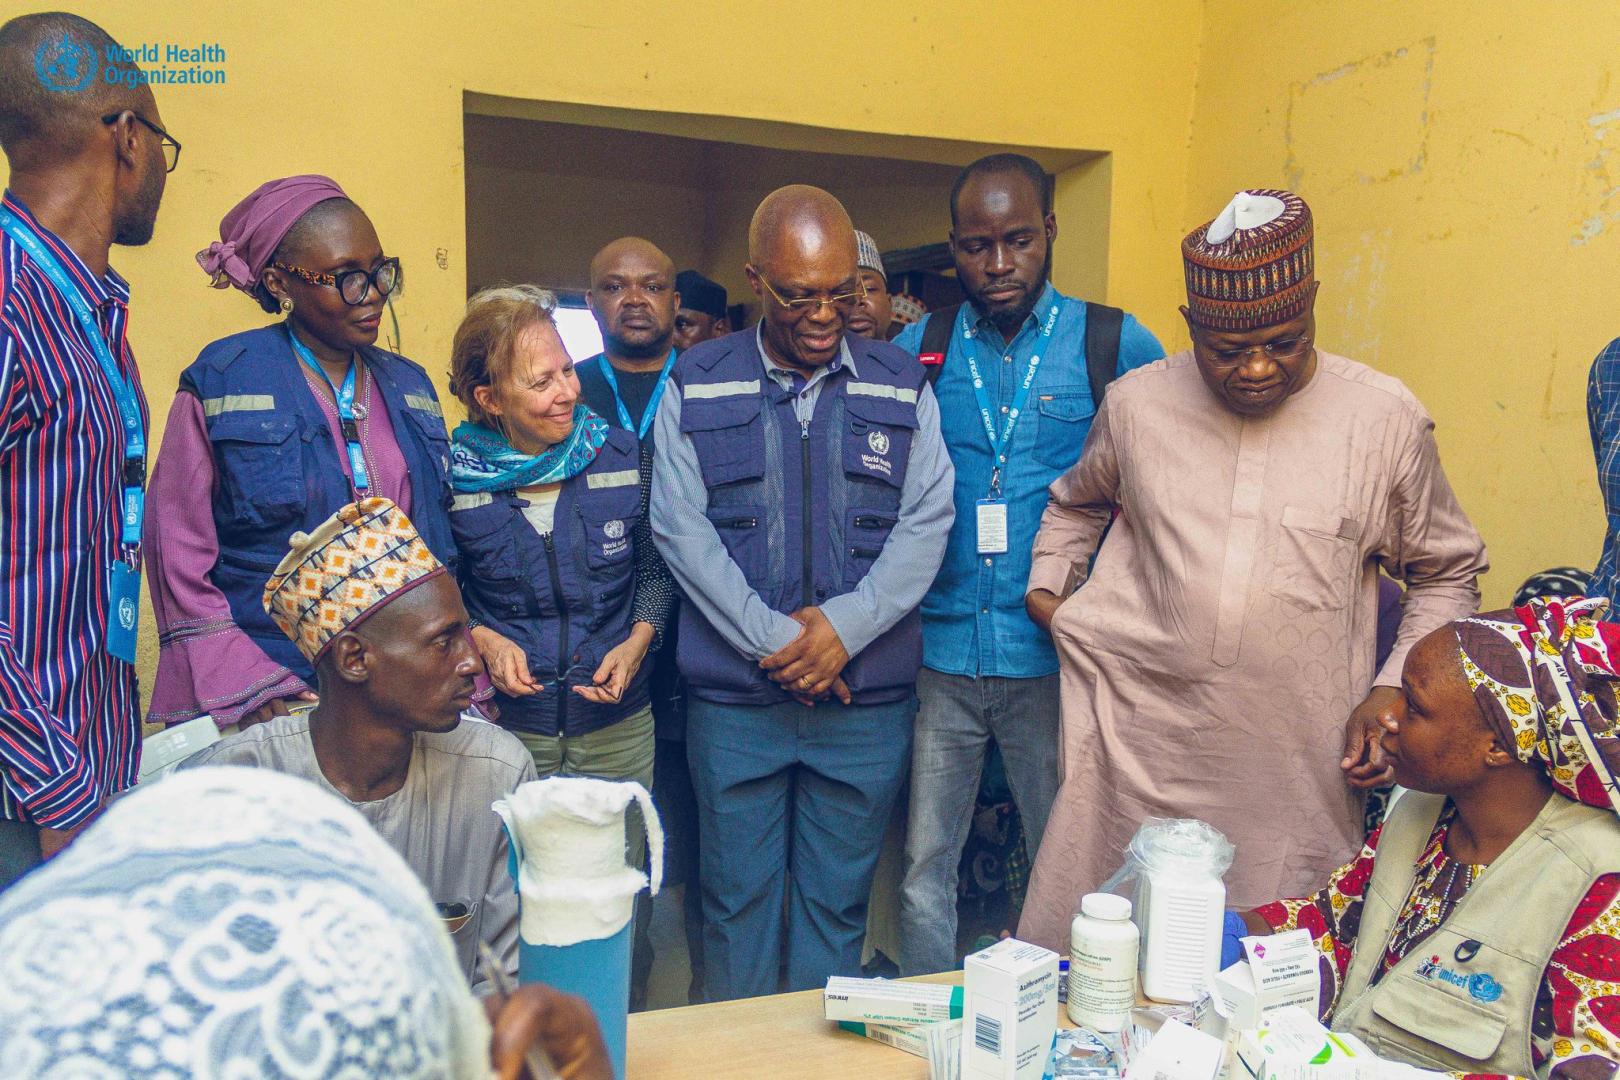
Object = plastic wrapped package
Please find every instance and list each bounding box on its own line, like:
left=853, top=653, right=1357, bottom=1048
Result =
left=1099, top=818, right=1234, bottom=1003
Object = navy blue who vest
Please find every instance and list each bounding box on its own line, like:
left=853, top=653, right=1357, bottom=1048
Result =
left=673, top=331, right=925, bottom=706
left=177, top=325, right=458, bottom=682
left=451, top=428, right=648, bottom=738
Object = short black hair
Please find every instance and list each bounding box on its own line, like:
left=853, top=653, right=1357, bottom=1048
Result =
left=0, top=13, right=143, bottom=165
left=250, top=197, right=362, bottom=314
left=949, top=153, right=1054, bottom=227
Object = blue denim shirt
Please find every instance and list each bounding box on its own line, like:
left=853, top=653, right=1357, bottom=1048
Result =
left=893, top=284, right=1163, bottom=677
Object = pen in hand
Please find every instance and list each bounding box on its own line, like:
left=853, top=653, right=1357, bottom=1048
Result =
left=480, top=941, right=561, bottom=1080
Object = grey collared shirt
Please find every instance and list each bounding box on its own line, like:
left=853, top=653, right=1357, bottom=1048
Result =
left=651, top=329, right=954, bottom=662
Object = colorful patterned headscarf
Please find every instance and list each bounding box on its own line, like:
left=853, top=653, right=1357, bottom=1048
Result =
left=196, top=174, right=350, bottom=292
left=1453, top=596, right=1620, bottom=815
left=0, top=767, right=491, bottom=1078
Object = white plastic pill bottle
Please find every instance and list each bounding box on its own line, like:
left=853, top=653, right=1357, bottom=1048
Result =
left=1136, top=863, right=1225, bottom=1002
left=1066, top=892, right=1140, bottom=1031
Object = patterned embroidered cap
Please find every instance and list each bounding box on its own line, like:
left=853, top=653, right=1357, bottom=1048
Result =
left=1181, top=189, right=1314, bottom=332
left=890, top=292, right=927, bottom=326
left=855, top=229, right=886, bottom=281
left=262, top=497, right=446, bottom=663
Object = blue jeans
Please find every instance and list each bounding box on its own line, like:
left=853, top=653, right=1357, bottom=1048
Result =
left=686, top=694, right=915, bottom=1001
left=898, top=667, right=1060, bottom=975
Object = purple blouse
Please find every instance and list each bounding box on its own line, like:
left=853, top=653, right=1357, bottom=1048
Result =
left=145, top=361, right=413, bottom=726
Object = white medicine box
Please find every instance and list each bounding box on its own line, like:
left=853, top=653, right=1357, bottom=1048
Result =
left=960, top=938, right=1059, bottom=1080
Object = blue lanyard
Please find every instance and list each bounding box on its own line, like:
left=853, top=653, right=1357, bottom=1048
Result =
left=286, top=324, right=370, bottom=492
left=961, top=301, right=1060, bottom=496
left=0, top=208, right=145, bottom=550
left=595, top=349, right=677, bottom=440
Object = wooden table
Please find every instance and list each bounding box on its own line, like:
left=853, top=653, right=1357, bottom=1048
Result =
left=626, top=972, right=962, bottom=1079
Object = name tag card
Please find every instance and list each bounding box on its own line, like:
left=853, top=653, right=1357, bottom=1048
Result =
left=976, top=499, right=1009, bottom=555
left=106, top=562, right=141, bottom=664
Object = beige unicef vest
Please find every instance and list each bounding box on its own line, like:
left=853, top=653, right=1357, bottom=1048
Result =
left=1331, top=791, right=1620, bottom=1075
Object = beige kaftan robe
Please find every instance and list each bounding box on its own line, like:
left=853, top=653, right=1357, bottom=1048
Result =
left=1017, top=351, right=1486, bottom=953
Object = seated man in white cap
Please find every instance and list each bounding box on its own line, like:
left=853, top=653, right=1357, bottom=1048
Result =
left=184, top=496, right=536, bottom=994
left=1017, top=189, right=1489, bottom=952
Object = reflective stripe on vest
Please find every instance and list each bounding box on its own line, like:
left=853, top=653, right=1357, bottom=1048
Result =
left=201, top=393, right=276, bottom=417
left=684, top=379, right=761, bottom=400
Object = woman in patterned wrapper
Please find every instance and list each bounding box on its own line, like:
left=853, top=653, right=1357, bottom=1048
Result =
left=1225, top=597, right=1620, bottom=1079
left=446, top=285, right=675, bottom=876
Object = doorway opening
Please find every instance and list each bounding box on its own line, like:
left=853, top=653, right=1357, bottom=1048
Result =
left=462, top=94, right=1109, bottom=343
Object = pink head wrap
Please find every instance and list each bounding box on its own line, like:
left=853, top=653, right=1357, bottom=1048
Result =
left=196, top=174, right=350, bottom=292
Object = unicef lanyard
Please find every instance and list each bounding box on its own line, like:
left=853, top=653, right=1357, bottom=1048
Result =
left=0, top=208, right=145, bottom=549
left=596, top=349, right=677, bottom=439
left=287, top=324, right=370, bottom=492
left=961, top=300, right=1059, bottom=499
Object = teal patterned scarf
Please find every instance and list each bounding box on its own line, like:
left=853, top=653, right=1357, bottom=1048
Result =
left=449, top=406, right=608, bottom=493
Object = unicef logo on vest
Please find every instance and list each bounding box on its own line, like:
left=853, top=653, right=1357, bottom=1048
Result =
left=118, top=596, right=137, bottom=632
left=867, top=430, right=890, bottom=456
left=1416, top=955, right=1503, bottom=1003
left=34, top=32, right=98, bottom=93
left=1467, top=972, right=1503, bottom=1003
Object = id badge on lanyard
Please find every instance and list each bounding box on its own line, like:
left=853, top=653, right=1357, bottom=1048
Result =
left=976, top=497, right=1009, bottom=555
left=964, top=303, right=1057, bottom=559
left=106, top=562, right=141, bottom=664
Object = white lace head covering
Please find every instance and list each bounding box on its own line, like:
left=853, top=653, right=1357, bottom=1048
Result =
left=0, top=767, right=493, bottom=1079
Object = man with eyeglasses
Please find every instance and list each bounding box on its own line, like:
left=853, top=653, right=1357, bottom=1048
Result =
left=651, top=185, right=953, bottom=1000
left=0, top=13, right=173, bottom=886
left=1014, top=189, right=1488, bottom=953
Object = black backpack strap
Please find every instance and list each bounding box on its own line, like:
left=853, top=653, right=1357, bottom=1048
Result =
left=1084, top=303, right=1125, bottom=406
left=917, top=302, right=962, bottom=386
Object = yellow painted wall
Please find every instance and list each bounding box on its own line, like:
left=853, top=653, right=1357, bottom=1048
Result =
left=9, top=0, right=1616, bottom=676
left=11, top=0, right=1615, bottom=696
left=0, top=0, right=1207, bottom=700
left=1185, top=1, right=1620, bottom=603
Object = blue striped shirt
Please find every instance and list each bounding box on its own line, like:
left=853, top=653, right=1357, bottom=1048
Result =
left=0, top=192, right=147, bottom=828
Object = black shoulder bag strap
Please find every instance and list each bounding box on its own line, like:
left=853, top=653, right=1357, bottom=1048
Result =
left=918, top=302, right=963, bottom=387
left=1084, top=303, right=1125, bottom=406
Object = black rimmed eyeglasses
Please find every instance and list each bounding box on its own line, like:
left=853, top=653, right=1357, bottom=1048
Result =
left=101, top=111, right=181, bottom=173
left=273, top=257, right=404, bottom=306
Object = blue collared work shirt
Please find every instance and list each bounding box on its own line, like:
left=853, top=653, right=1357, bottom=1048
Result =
left=893, top=283, right=1163, bottom=678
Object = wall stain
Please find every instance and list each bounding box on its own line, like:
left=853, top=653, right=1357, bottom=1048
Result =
left=1572, top=110, right=1620, bottom=244
left=1283, top=37, right=1436, bottom=191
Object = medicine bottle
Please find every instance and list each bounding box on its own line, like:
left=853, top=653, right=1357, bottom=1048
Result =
left=1066, top=892, right=1139, bottom=1032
